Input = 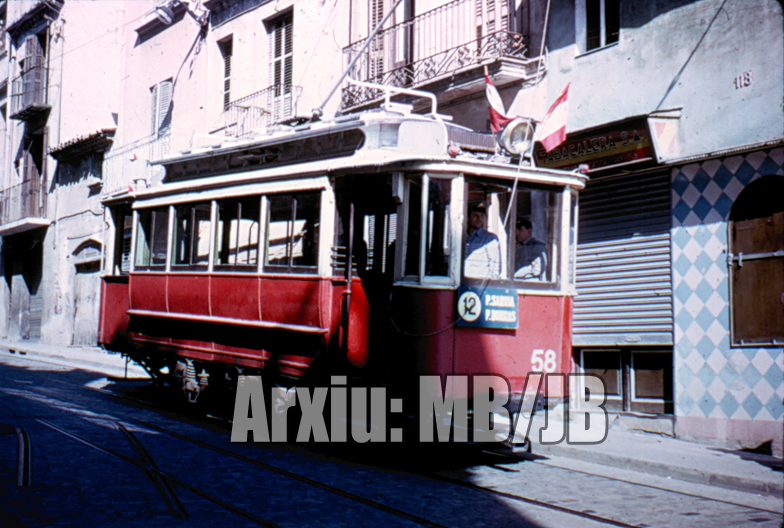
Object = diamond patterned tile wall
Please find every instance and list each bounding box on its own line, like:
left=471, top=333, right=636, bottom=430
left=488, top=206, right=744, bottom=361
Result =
left=671, top=147, right=784, bottom=422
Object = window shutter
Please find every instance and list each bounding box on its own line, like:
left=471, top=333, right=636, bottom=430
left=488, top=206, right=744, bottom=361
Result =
left=158, top=80, right=172, bottom=134
left=284, top=18, right=292, bottom=94
left=150, top=84, right=159, bottom=136
left=221, top=39, right=232, bottom=110
left=269, top=12, right=293, bottom=119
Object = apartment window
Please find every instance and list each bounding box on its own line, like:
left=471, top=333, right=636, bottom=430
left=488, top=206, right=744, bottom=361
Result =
left=219, top=38, right=232, bottom=110
left=586, top=0, right=619, bottom=51
left=150, top=79, right=172, bottom=136
left=267, top=11, right=293, bottom=117
left=729, top=175, right=784, bottom=345
left=265, top=192, right=320, bottom=272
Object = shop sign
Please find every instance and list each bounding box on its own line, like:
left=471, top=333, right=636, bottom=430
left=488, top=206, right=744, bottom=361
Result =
left=534, top=118, right=654, bottom=172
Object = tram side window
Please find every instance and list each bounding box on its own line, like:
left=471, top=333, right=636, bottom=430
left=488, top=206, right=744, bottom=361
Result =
left=111, top=204, right=132, bottom=275
left=265, top=192, right=320, bottom=271
left=173, top=203, right=211, bottom=269
left=135, top=208, right=169, bottom=269
left=216, top=197, right=260, bottom=269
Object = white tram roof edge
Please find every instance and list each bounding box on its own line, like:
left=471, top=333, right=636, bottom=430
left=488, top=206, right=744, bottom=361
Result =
left=128, top=110, right=587, bottom=202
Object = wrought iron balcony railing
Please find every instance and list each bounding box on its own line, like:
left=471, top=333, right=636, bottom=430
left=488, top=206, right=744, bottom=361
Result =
left=101, top=133, right=171, bottom=197
left=0, top=178, right=47, bottom=225
left=222, top=84, right=303, bottom=138
left=341, top=0, right=530, bottom=111
left=10, top=63, right=49, bottom=121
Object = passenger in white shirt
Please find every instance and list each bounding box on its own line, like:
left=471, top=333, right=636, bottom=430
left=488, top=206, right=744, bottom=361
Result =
left=464, top=202, right=501, bottom=279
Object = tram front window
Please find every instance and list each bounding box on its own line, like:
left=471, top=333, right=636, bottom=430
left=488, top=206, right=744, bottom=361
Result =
left=463, top=181, right=561, bottom=286
left=403, top=176, right=453, bottom=280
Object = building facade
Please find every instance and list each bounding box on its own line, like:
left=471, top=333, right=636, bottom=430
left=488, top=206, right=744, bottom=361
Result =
left=502, top=0, right=783, bottom=453
left=0, top=0, right=779, bottom=453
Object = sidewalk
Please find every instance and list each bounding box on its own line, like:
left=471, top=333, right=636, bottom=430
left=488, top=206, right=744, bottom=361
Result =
left=0, top=339, right=149, bottom=379
left=518, top=408, right=783, bottom=499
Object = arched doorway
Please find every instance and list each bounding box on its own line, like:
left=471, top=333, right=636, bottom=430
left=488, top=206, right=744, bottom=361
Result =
left=728, top=175, right=784, bottom=345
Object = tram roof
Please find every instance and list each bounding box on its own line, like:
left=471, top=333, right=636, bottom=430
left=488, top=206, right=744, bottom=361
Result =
left=135, top=110, right=587, bottom=200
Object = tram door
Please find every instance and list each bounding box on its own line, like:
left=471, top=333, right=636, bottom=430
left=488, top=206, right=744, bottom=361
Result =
left=335, top=175, right=399, bottom=375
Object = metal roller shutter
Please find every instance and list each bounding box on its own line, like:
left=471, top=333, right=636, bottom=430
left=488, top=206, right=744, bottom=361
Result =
left=573, top=170, right=672, bottom=346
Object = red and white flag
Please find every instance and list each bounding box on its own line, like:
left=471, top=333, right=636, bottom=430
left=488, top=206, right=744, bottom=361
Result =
left=485, top=73, right=515, bottom=133
left=537, top=83, right=570, bottom=152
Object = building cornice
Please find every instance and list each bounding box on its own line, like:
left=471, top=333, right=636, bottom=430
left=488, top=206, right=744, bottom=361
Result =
left=48, top=128, right=116, bottom=161
left=6, top=0, right=63, bottom=41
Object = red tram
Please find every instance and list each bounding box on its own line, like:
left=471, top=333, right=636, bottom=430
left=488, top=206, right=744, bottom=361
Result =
left=98, top=100, right=586, bottom=425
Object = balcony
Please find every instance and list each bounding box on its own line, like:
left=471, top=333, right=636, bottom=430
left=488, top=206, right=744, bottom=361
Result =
left=341, top=0, right=541, bottom=113
left=0, top=179, right=50, bottom=236
left=10, top=62, right=50, bottom=121
left=101, top=133, right=171, bottom=197
left=220, top=84, right=303, bottom=138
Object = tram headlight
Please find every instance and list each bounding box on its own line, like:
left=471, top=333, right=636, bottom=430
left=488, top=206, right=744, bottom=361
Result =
left=500, top=117, right=536, bottom=156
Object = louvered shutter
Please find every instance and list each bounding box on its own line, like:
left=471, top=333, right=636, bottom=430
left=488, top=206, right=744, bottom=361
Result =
left=158, top=80, right=172, bottom=134
left=221, top=39, right=232, bottom=110
left=150, top=84, right=158, bottom=135
left=22, top=36, right=44, bottom=108
left=270, top=13, right=293, bottom=121
left=573, top=170, right=673, bottom=346
left=151, top=81, right=172, bottom=136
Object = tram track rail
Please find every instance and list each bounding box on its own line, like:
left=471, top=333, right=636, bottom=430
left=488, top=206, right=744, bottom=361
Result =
left=37, top=419, right=282, bottom=527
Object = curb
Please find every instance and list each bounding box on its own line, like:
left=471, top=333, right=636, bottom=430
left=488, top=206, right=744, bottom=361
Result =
left=529, top=442, right=783, bottom=498
left=1, top=343, right=149, bottom=379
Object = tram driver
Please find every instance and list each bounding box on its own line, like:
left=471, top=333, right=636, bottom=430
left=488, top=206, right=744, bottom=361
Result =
left=464, top=201, right=501, bottom=280
left=514, top=217, right=546, bottom=280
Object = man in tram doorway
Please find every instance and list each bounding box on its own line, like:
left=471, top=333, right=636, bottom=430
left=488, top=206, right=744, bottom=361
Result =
left=514, top=217, right=546, bottom=280
left=465, top=201, right=502, bottom=279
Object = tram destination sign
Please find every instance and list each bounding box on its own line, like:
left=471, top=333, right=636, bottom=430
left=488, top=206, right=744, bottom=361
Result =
left=456, top=286, right=518, bottom=329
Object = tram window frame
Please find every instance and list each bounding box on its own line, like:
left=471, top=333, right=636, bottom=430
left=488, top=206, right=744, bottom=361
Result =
left=401, top=174, right=456, bottom=284
left=462, top=178, right=563, bottom=290
left=172, top=202, right=212, bottom=270
left=214, top=196, right=261, bottom=271
left=264, top=191, right=321, bottom=273
left=134, top=207, right=170, bottom=271
left=109, top=204, right=133, bottom=275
